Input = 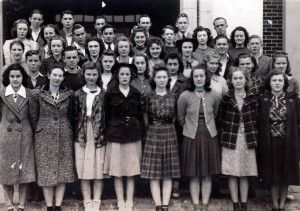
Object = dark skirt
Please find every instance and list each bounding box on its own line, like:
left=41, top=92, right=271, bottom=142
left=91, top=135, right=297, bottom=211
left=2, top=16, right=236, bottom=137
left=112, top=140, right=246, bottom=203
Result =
left=271, top=137, right=286, bottom=185
left=141, top=124, right=180, bottom=179
left=181, top=119, right=221, bottom=177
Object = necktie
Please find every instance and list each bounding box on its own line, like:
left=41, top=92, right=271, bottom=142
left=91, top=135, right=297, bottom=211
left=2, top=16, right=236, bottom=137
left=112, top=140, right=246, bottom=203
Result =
left=108, top=44, right=112, bottom=50
left=182, top=33, right=186, bottom=39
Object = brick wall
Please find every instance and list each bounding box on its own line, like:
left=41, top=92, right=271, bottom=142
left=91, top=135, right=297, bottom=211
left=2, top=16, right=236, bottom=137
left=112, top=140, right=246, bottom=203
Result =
left=263, top=0, right=284, bottom=56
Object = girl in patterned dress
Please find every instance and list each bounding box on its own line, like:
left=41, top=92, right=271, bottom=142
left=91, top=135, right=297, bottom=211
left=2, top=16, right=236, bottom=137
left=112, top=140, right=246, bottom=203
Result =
left=219, top=67, right=258, bottom=211
left=141, top=63, right=180, bottom=211
left=75, top=62, right=108, bottom=211
left=146, top=38, right=166, bottom=77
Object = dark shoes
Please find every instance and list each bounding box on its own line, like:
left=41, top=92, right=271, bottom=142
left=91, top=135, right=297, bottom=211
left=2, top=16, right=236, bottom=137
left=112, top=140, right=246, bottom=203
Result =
left=233, top=202, right=241, bottom=211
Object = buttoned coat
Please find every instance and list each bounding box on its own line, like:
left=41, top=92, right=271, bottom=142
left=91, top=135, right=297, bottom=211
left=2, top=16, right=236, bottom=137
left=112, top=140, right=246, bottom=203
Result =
left=29, top=85, right=77, bottom=186
left=0, top=88, right=35, bottom=185
left=257, top=92, right=300, bottom=186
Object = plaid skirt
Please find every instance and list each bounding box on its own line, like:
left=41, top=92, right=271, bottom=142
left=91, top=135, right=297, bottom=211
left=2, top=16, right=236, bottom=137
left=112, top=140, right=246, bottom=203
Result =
left=141, top=124, right=180, bottom=179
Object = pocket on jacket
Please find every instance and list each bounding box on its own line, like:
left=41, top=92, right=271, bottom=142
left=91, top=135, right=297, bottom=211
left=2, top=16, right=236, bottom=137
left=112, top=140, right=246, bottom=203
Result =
left=35, top=128, right=44, bottom=134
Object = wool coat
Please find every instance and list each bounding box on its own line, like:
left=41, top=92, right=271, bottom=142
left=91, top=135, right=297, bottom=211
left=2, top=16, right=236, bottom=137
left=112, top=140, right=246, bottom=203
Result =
left=257, top=91, right=300, bottom=186
left=0, top=88, right=35, bottom=185
left=29, top=85, right=77, bottom=186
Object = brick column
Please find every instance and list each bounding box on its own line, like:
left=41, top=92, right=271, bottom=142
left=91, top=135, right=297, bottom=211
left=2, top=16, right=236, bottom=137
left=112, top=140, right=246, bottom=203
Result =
left=263, top=0, right=284, bottom=56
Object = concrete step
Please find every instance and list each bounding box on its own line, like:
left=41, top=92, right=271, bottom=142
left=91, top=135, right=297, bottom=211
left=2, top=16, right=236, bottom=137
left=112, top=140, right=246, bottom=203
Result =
left=0, top=198, right=300, bottom=211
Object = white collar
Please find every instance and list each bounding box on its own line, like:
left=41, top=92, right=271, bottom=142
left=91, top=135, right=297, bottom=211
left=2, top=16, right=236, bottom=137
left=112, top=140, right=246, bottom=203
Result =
left=82, top=85, right=101, bottom=95
left=30, top=71, right=43, bottom=80
left=64, top=66, right=81, bottom=73
left=103, top=41, right=114, bottom=50
left=5, top=84, right=26, bottom=98
left=73, top=42, right=85, bottom=51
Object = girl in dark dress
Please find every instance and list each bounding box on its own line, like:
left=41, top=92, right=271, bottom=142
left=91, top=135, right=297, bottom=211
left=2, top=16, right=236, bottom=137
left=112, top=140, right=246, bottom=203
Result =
left=258, top=70, right=300, bottom=211
left=85, top=36, right=105, bottom=71
left=131, top=26, right=148, bottom=55
left=228, top=26, right=250, bottom=61
left=177, top=65, right=221, bottom=211
left=141, top=63, right=180, bottom=211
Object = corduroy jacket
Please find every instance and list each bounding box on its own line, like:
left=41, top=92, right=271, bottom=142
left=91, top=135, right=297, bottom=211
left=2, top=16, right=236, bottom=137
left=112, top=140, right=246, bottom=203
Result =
left=218, top=90, right=258, bottom=149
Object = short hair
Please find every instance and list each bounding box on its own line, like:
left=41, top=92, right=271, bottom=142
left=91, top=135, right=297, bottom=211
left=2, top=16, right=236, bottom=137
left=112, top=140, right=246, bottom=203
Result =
left=177, top=13, right=189, bottom=21
left=10, top=40, right=25, bottom=51
left=41, top=24, right=59, bottom=43
left=193, top=26, right=213, bottom=45
left=149, top=63, right=171, bottom=90
left=101, top=24, right=115, bottom=34
left=162, top=25, right=175, bottom=34
left=214, top=34, right=229, bottom=44
left=146, top=38, right=166, bottom=59
left=132, top=53, right=150, bottom=79
left=186, top=64, right=211, bottom=92
left=138, top=14, right=151, bottom=24
left=272, top=51, right=292, bottom=76
left=30, top=9, right=43, bottom=17
left=230, top=26, right=249, bottom=47
left=164, top=53, right=184, bottom=75
left=248, top=35, right=262, bottom=44
left=48, top=35, right=66, bottom=55
left=202, top=53, right=222, bottom=76
left=72, top=24, right=85, bottom=34
left=95, top=15, right=107, bottom=23
left=101, top=49, right=116, bottom=60
left=11, top=19, right=30, bottom=39
left=114, top=36, right=134, bottom=57
left=61, top=10, right=74, bottom=19
left=213, top=17, right=227, bottom=26
left=82, top=61, right=102, bottom=87
left=85, top=36, right=105, bottom=60
left=63, top=46, right=78, bottom=55
left=264, top=69, right=289, bottom=92
left=130, top=26, right=147, bottom=47
left=236, top=52, right=258, bottom=74
left=2, top=63, right=28, bottom=87
left=25, top=50, right=41, bottom=60
left=48, top=64, right=66, bottom=76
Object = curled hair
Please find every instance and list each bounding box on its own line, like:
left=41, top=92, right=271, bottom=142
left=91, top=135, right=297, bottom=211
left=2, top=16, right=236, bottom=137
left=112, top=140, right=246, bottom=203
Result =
left=41, top=24, right=59, bottom=44
left=185, top=64, right=211, bottom=92
left=11, top=19, right=30, bottom=39
left=272, top=51, right=292, bottom=76
left=130, top=26, right=147, bottom=47
left=2, top=63, right=28, bottom=87
left=149, top=63, right=171, bottom=90
left=264, top=69, right=289, bottom=92
left=164, top=53, right=184, bottom=75
left=146, top=38, right=166, bottom=59
left=114, top=36, right=134, bottom=57
left=48, top=35, right=66, bottom=56
left=10, top=40, right=25, bottom=51
left=85, top=36, right=105, bottom=60
left=193, top=26, right=213, bottom=45
left=82, top=61, right=102, bottom=87
left=236, top=53, right=258, bottom=74
left=132, top=53, right=150, bottom=79
left=202, top=53, right=222, bottom=76
left=230, top=26, right=249, bottom=48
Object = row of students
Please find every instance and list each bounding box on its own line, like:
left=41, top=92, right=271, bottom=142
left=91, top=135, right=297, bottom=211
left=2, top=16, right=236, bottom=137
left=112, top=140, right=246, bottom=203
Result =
left=0, top=54, right=299, bottom=211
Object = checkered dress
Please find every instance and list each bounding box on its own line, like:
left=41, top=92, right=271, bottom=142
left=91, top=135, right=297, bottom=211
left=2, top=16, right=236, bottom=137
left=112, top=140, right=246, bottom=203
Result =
left=141, top=91, right=180, bottom=179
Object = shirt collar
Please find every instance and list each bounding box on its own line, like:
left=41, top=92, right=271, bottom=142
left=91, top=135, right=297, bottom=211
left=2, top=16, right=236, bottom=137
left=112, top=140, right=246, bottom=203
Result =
left=64, top=66, right=82, bottom=73
left=5, top=84, right=26, bottom=98
left=31, top=72, right=43, bottom=80
left=103, top=42, right=114, bottom=50
left=82, top=85, right=101, bottom=95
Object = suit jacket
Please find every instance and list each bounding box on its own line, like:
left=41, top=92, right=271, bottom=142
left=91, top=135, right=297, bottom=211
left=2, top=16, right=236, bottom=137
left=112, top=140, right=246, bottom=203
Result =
left=256, top=54, right=272, bottom=79
left=29, top=28, right=45, bottom=47
left=26, top=74, right=48, bottom=89
left=174, top=31, right=192, bottom=42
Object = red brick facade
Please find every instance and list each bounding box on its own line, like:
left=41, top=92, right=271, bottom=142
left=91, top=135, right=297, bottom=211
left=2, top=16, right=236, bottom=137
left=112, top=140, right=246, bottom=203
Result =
left=263, top=0, right=284, bottom=56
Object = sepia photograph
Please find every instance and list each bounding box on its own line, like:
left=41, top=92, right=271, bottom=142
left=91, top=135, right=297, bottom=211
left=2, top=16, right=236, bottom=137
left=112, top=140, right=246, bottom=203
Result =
left=0, top=0, right=299, bottom=210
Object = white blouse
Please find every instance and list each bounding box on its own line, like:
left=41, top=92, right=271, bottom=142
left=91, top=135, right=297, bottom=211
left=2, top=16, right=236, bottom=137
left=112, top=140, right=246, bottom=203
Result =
left=82, top=85, right=101, bottom=117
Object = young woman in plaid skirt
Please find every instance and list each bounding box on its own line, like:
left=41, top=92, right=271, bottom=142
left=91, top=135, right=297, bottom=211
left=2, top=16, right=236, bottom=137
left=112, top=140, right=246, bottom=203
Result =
left=177, top=65, right=221, bottom=211
left=219, top=67, right=258, bottom=211
left=141, top=63, right=180, bottom=211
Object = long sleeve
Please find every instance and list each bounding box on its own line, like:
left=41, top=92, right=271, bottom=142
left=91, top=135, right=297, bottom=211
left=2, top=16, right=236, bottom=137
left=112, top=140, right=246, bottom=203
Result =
left=177, top=93, right=187, bottom=126
left=3, top=40, right=12, bottom=65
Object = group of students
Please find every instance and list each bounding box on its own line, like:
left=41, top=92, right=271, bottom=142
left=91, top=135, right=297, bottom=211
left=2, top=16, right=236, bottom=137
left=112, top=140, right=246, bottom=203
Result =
left=0, top=8, right=299, bottom=211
